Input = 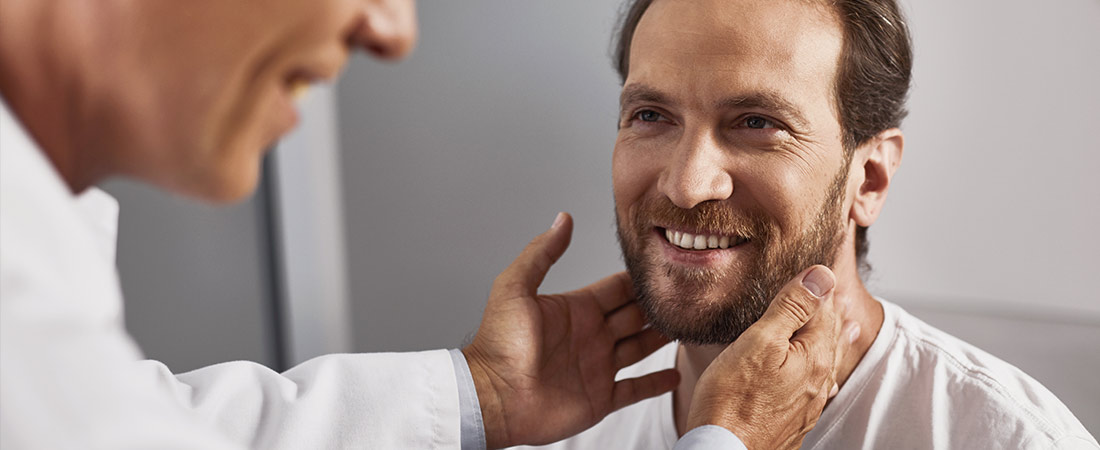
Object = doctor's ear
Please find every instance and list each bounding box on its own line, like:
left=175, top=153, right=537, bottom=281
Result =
left=850, top=128, right=903, bottom=227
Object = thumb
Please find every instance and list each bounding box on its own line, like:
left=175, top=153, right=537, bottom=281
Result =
left=749, top=265, right=836, bottom=340
left=491, top=212, right=573, bottom=298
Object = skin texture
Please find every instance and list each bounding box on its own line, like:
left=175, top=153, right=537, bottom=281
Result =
left=611, top=0, right=904, bottom=444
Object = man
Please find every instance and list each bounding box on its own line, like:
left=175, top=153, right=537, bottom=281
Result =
left=0, top=0, right=856, bottom=448
left=522, top=0, right=1099, bottom=448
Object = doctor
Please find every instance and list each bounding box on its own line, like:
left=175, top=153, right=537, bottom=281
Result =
left=0, top=0, right=857, bottom=448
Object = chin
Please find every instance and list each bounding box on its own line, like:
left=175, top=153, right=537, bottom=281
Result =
left=204, top=176, right=262, bottom=204
left=172, top=156, right=264, bottom=204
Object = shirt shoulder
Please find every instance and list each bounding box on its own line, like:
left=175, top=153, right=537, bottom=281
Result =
left=894, top=303, right=1094, bottom=444
left=807, top=300, right=1098, bottom=449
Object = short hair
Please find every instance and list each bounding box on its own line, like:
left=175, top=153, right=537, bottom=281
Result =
left=611, top=0, right=913, bottom=273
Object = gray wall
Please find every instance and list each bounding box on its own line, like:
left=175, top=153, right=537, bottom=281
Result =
left=336, top=0, right=1100, bottom=434
left=102, top=178, right=280, bottom=373
left=338, top=1, right=629, bottom=353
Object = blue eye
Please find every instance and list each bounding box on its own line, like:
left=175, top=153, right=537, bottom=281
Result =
left=637, top=110, right=662, bottom=122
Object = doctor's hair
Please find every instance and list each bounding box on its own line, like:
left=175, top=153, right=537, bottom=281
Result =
left=611, top=0, right=913, bottom=274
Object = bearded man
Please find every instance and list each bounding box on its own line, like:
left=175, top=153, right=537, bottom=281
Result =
left=518, top=0, right=1098, bottom=448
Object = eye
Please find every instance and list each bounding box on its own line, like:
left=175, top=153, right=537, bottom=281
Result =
left=635, top=109, right=663, bottom=122
left=742, top=115, right=777, bottom=129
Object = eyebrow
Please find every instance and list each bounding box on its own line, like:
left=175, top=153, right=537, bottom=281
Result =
left=619, top=84, right=812, bottom=130
left=716, top=92, right=812, bottom=130
left=619, top=84, right=676, bottom=111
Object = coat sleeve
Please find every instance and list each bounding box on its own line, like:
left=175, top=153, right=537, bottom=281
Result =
left=1, top=287, right=462, bottom=450
left=0, top=268, right=461, bottom=450
left=137, top=351, right=463, bottom=449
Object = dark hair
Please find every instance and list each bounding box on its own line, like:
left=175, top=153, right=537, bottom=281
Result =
left=612, top=0, right=912, bottom=273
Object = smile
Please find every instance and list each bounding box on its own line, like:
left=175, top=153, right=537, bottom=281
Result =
left=658, top=227, right=748, bottom=251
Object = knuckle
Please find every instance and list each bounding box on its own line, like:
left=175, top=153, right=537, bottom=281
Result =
left=775, top=292, right=816, bottom=323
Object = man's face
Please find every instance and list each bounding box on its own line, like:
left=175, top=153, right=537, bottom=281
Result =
left=104, top=0, right=416, bottom=201
left=613, top=0, right=852, bottom=345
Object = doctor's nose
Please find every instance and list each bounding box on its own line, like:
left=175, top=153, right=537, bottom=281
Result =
left=657, top=133, right=734, bottom=210
left=349, top=0, right=419, bottom=60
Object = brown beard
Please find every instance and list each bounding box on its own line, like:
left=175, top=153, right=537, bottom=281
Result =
left=616, top=165, right=850, bottom=345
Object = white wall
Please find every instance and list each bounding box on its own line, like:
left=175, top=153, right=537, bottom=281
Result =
left=871, top=0, right=1100, bottom=316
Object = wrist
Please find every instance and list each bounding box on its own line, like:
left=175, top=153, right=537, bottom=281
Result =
left=462, top=346, right=509, bottom=449
left=686, top=397, right=756, bottom=449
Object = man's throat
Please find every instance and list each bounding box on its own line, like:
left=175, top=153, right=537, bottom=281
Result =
left=672, top=343, right=726, bottom=437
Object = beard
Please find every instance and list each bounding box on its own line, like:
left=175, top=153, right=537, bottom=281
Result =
left=616, top=167, right=850, bottom=345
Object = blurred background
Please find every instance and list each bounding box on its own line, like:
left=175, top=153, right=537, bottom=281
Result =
left=101, top=0, right=1100, bottom=436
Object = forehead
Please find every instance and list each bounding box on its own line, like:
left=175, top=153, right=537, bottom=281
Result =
left=627, top=0, right=843, bottom=114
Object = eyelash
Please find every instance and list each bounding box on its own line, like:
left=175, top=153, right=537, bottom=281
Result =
left=737, top=115, right=780, bottom=130
left=631, top=109, right=666, bottom=123
left=629, top=109, right=784, bottom=132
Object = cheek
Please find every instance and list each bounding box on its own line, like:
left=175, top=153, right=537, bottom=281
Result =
left=737, top=158, right=816, bottom=233
left=612, top=140, right=659, bottom=219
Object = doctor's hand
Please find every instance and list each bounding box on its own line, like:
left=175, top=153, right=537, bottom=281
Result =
left=463, top=212, right=680, bottom=449
left=685, top=265, right=860, bottom=450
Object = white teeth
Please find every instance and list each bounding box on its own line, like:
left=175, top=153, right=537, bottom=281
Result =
left=291, top=81, right=310, bottom=100
left=679, top=232, right=693, bottom=248
left=664, top=229, right=741, bottom=251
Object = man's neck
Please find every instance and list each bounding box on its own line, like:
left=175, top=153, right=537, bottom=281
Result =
left=0, top=0, right=121, bottom=194
left=671, top=263, right=885, bottom=436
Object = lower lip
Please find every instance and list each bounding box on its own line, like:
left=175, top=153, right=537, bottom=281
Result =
left=654, top=228, right=748, bottom=267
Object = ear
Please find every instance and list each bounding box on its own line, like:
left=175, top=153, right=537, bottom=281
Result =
left=850, top=128, right=903, bottom=227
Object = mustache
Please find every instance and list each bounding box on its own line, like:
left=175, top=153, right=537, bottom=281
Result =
left=633, top=196, right=771, bottom=240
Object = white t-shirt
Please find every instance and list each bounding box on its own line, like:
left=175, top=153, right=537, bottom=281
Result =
left=518, top=300, right=1098, bottom=449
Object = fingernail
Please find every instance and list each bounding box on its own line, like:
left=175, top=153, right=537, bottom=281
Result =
left=846, top=322, right=862, bottom=343
left=802, top=266, right=834, bottom=298
left=550, top=212, right=566, bottom=229
left=829, top=383, right=839, bottom=398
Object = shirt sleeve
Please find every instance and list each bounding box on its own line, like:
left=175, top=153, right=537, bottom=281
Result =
left=450, top=349, right=488, bottom=450
left=673, top=425, right=748, bottom=450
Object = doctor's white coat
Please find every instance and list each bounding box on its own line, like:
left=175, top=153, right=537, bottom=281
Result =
left=0, top=102, right=463, bottom=448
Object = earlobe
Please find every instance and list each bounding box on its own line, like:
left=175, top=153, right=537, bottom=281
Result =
left=851, top=129, right=903, bottom=227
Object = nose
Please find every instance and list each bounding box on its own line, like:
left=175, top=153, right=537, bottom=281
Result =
left=349, top=0, right=419, bottom=60
left=657, top=130, right=734, bottom=209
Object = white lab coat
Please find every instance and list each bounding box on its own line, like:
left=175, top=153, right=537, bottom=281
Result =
left=0, top=101, right=463, bottom=448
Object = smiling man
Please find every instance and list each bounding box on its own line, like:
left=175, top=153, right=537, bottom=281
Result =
left=521, top=0, right=1099, bottom=448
